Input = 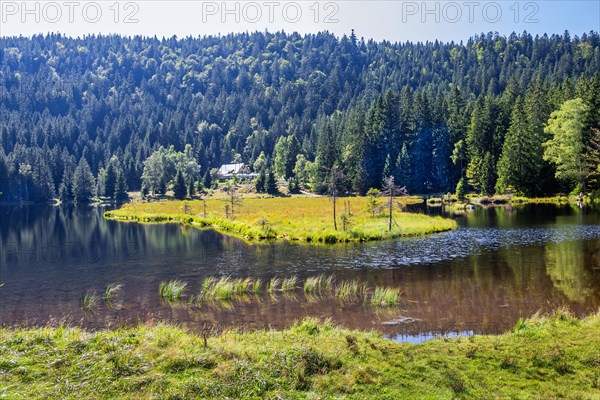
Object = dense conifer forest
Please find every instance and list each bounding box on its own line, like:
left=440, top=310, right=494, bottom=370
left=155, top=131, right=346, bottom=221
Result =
left=1, top=30, right=599, bottom=203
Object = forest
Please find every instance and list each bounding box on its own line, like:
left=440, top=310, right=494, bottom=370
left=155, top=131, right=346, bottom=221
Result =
left=0, top=30, right=599, bottom=203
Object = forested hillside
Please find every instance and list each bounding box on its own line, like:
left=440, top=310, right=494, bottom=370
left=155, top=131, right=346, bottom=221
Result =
left=1, top=30, right=599, bottom=202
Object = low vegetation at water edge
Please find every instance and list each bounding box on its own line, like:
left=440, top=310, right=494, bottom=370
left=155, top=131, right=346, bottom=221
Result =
left=104, top=197, right=457, bottom=243
left=0, top=310, right=599, bottom=399
left=159, top=275, right=401, bottom=307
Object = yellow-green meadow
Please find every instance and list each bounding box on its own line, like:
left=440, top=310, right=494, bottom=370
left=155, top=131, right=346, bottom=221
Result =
left=105, top=197, right=457, bottom=243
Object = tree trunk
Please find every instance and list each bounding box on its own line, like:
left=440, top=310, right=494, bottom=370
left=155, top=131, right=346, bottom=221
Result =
left=333, top=192, right=337, bottom=231
left=388, top=193, right=393, bottom=231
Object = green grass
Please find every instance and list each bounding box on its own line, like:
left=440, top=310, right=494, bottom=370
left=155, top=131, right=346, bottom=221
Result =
left=82, top=290, right=98, bottom=313
left=103, top=283, right=123, bottom=303
left=281, top=276, right=298, bottom=292
left=104, top=197, right=457, bottom=244
left=159, top=280, right=187, bottom=302
left=267, top=277, right=281, bottom=294
left=371, top=287, right=401, bottom=307
left=192, top=275, right=395, bottom=307
left=200, top=277, right=260, bottom=300
left=1, top=310, right=599, bottom=399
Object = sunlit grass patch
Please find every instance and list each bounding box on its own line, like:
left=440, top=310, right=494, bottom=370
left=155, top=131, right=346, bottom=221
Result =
left=159, top=280, right=187, bottom=302
left=267, top=277, right=281, bottom=294
left=82, top=290, right=98, bottom=313
left=103, top=283, right=123, bottom=303
left=281, top=275, right=298, bottom=292
left=105, top=197, right=457, bottom=244
left=371, top=287, right=401, bottom=307
left=1, top=310, right=599, bottom=399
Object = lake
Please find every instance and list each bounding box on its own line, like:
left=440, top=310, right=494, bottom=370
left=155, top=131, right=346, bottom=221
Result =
left=1, top=203, right=599, bottom=343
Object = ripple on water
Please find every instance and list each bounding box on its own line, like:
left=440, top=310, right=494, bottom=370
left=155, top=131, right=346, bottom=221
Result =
left=329, top=224, right=600, bottom=269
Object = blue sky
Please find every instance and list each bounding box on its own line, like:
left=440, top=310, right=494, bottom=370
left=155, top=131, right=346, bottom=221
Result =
left=1, top=1, right=598, bottom=41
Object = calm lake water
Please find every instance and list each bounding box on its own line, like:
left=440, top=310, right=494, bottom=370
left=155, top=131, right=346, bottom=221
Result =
left=1, top=203, right=599, bottom=343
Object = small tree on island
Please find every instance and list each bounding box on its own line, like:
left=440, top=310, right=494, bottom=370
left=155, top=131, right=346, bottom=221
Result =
left=377, top=176, right=408, bottom=232
left=223, top=182, right=242, bottom=217
left=364, top=188, right=381, bottom=217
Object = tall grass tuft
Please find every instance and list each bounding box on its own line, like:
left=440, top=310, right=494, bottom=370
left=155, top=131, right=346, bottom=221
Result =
left=267, top=277, right=281, bottom=294
left=335, top=280, right=360, bottom=301
left=371, top=287, right=400, bottom=307
left=209, top=277, right=234, bottom=300
left=251, top=278, right=262, bottom=294
left=323, top=275, right=334, bottom=293
left=281, top=276, right=298, bottom=292
left=303, top=274, right=334, bottom=294
left=82, top=290, right=98, bottom=313
left=303, top=276, right=321, bottom=293
left=103, top=283, right=123, bottom=303
left=159, top=280, right=187, bottom=301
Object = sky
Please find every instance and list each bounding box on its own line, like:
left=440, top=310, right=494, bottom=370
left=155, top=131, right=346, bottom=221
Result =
left=0, top=1, right=598, bottom=42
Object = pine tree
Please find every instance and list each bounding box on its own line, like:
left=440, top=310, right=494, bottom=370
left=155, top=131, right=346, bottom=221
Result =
left=266, top=169, right=278, bottom=195
left=456, top=177, right=466, bottom=202
left=496, top=97, right=543, bottom=195
left=255, top=170, right=266, bottom=193
left=394, top=143, right=411, bottom=191
left=204, top=171, right=213, bottom=190
left=187, top=177, right=196, bottom=198
left=173, top=170, right=187, bottom=200
left=114, top=171, right=129, bottom=202
left=72, top=158, right=96, bottom=204
left=381, top=153, right=393, bottom=186
left=103, top=158, right=117, bottom=200
left=480, top=152, right=496, bottom=196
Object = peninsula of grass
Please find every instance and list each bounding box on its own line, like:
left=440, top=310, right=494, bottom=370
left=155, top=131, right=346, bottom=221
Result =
left=1, top=310, right=599, bottom=399
left=104, top=197, right=457, bottom=243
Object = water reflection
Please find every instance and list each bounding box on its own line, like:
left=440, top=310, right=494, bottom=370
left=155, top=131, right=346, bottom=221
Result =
left=0, top=203, right=599, bottom=341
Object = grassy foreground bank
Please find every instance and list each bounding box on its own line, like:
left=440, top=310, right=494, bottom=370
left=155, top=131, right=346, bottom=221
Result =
left=104, top=197, right=457, bottom=243
left=1, top=310, right=599, bottom=399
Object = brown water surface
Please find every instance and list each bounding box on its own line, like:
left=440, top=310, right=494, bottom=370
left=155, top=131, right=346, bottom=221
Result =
left=1, top=204, right=599, bottom=342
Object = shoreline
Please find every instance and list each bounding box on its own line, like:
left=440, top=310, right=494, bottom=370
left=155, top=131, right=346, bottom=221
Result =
left=0, top=310, right=598, bottom=398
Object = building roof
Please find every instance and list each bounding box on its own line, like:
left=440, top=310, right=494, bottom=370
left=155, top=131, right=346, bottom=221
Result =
left=218, top=163, right=246, bottom=175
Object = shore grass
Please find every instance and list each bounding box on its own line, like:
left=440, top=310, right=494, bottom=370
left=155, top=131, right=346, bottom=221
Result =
left=1, top=310, right=599, bottom=399
left=104, top=197, right=457, bottom=244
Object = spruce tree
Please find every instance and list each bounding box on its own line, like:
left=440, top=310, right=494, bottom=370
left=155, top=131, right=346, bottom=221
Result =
left=173, top=170, right=187, bottom=200
left=72, top=158, right=96, bottom=204
left=114, top=171, right=129, bottom=203
left=266, top=169, right=278, bottom=195
left=496, top=97, right=543, bottom=195
left=255, top=170, right=266, bottom=193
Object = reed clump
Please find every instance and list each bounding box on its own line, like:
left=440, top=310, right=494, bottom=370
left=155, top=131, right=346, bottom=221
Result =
left=103, top=283, right=123, bottom=303
left=159, top=280, right=187, bottom=301
left=82, top=290, right=98, bottom=313
left=371, top=287, right=401, bottom=307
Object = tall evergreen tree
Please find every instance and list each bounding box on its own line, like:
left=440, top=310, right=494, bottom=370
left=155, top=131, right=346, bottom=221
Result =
left=173, top=170, right=187, bottom=200
left=496, top=97, right=544, bottom=195
left=72, top=158, right=96, bottom=204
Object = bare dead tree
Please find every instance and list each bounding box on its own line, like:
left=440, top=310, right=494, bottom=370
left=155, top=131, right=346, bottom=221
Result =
left=325, top=165, right=345, bottom=231
left=377, top=176, right=408, bottom=231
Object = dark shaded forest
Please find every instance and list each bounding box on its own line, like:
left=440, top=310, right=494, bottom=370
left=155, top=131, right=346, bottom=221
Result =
left=0, top=30, right=599, bottom=202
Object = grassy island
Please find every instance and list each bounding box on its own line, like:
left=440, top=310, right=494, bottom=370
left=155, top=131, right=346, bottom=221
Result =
left=104, top=197, right=457, bottom=243
left=1, top=310, right=599, bottom=399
